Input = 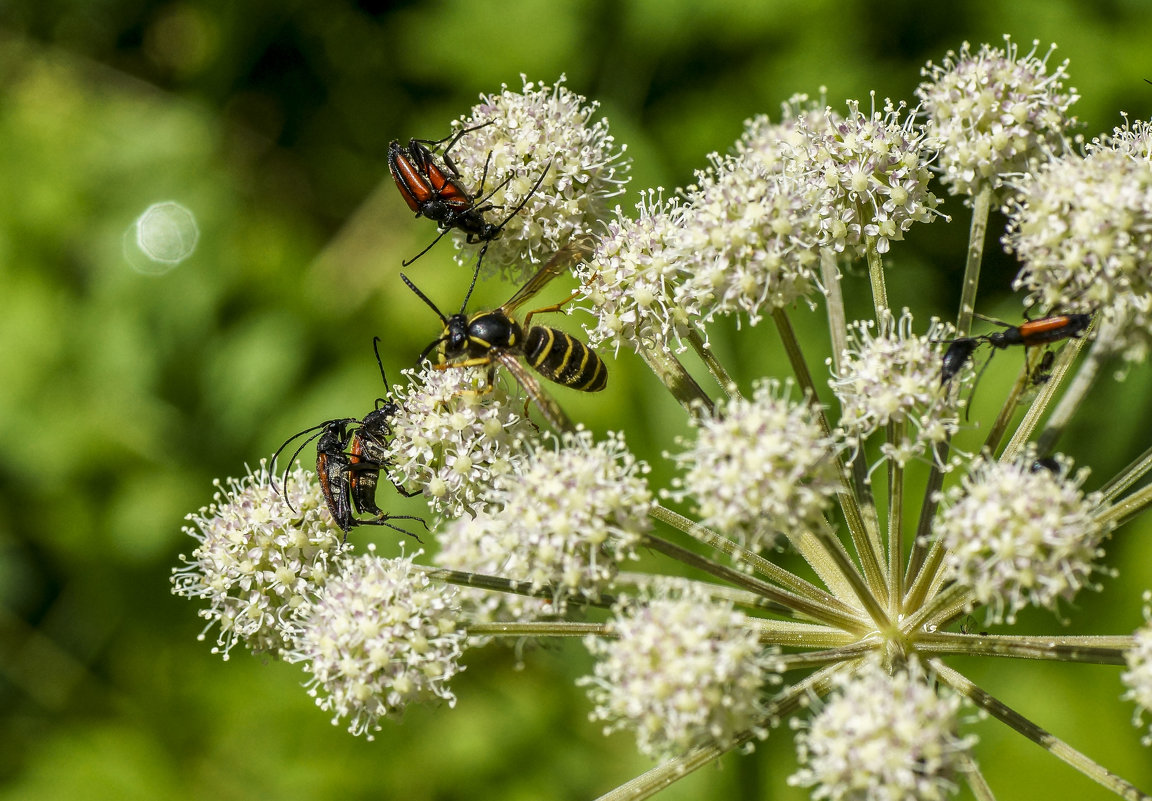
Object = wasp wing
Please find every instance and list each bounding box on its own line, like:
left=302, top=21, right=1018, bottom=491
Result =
left=493, top=351, right=573, bottom=432
left=499, top=236, right=596, bottom=316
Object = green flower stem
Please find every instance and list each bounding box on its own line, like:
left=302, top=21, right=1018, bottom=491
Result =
left=635, top=339, right=715, bottom=418
left=685, top=328, right=740, bottom=400
left=752, top=620, right=861, bottom=649
left=1035, top=316, right=1117, bottom=457
left=956, top=184, right=993, bottom=336
left=902, top=535, right=947, bottom=614
left=887, top=420, right=906, bottom=617
left=917, top=631, right=1134, bottom=665
left=962, top=755, right=997, bottom=801
left=820, top=250, right=849, bottom=374
left=1097, top=480, right=1152, bottom=529
left=772, top=306, right=887, bottom=597
left=417, top=566, right=615, bottom=608
left=594, top=664, right=846, bottom=801
left=931, top=660, right=1152, bottom=801
left=650, top=504, right=863, bottom=616
left=639, top=532, right=871, bottom=634
left=1000, top=338, right=1085, bottom=462
left=467, top=621, right=612, bottom=638
left=1100, top=443, right=1152, bottom=505
left=899, top=581, right=972, bottom=636
left=905, top=441, right=949, bottom=585
left=982, top=359, right=1033, bottom=455
left=772, top=642, right=879, bottom=669
left=865, top=236, right=888, bottom=315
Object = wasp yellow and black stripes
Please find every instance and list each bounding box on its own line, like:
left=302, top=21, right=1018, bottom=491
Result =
left=524, top=325, right=607, bottom=391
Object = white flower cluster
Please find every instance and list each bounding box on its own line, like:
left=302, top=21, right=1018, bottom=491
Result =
left=797, top=96, right=942, bottom=256
left=384, top=364, right=535, bottom=518
left=1005, top=128, right=1152, bottom=362
left=668, top=379, right=840, bottom=550
left=436, top=429, right=651, bottom=610
left=288, top=548, right=465, bottom=739
left=790, top=658, right=976, bottom=801
left=917, top=36, right=1078, bottom=199
left=171, top=461, right=349, bottom=658
left=574, top=190, right=689, bottom=354
left=935, top=454, right=1112, bottom=624
left=450, top=75, right=630, bottom=278
left=581, top=587, right=776, bottom=759
left=830, top=310, right=960, bottom=467
left=1122, top=593, right=1152, bottom=745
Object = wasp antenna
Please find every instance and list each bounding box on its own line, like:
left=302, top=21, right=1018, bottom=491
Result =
left=458, top=255, right=483, bottom=315
left=402, top=226, right=454, bottom=268
left=417, top=334, right=449, bottom=365
left=401, top=273, right=449, bottom=325
left=495, top=160, right=551, bottom=231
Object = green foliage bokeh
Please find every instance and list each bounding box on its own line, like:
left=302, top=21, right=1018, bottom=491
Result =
left=2, top=2, right=1152, bottom=799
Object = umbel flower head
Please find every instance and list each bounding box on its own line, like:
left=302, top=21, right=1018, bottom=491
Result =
left=1004, top=129, right=1152, bottom=362
left=667, top=378, right=839, bottom=550
left=437, top=428, right=651, bottom=611
left=574, top=190, right=690, bottom=355
left=287, top=546, right=466, bottom=739
left=171, top=460, right=349, bottom=659
left=383, top=364, right=535, bottom=519
left=581, top=585, right=779, bottom=760
left=829, top=310, right=961, bottom=467
left=916, top=35, right=1078, bottom=199
left=934, top=452, right=1112, bottom=624
left=449, top=75, right=630, bottom=278
left=1123, top=593, right=1152, bottom=746
left=789, top=657, right=976, bottom=801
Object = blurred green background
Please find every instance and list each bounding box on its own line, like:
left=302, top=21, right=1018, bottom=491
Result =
left=2, top=1, right=1152, bottom=799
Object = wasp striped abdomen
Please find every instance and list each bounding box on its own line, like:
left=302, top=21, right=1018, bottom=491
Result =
left=524, top=326, right=607, bottom=392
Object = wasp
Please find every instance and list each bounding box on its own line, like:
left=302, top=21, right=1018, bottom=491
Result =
left=388, top=122, right=549, bottom=268
left=402, top=239, right=606, bottom=431
left=272, top=340, right=425, bottom=538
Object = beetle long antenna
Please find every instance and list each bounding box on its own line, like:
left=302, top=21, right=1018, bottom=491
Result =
left=372, top=336, right=391, bottom=392
left=271, top=424, right=328, bottom=511
left=972, top=311, right=1012, bottom=329
left=964, top=350, right=998, bottom=422
left=402, top=227, right=454, bottom=268
left=494, top=160, right=551, bottom=231
left=401, top=273, right=449, bottom=325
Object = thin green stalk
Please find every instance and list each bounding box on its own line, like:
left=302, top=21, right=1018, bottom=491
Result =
left=685, top=328, right=740, bottom=400
left=640, top=532, right=871, bottom=633
left=917, top=631, right=1134, bottom=665
left=1099, top=443, right=1152, bottom=504
left=865, top=236, right=888, bottom=315
left=1035, top=316, right=1120, bottom=457
left=905, top=441, right=949, bottom=584
left=821, top=250, right=849, bottom=375
left=772, top=306, right=887, bottom=597
left=956, top=184, right=993, bottom=336
left=635, top=340, right=715, bottom=418
left=887, top=421, right=905, bottom=618
left=752, top=620, right=861, bottom=649
left=931, top=660, right=1152, bottom=801
left=467, top=621, right=611, bottom=638
left=650, top=504, right=864, bottom=616
left=1097, top=480, right=1152, bottom=529
left=982, top=359, right=1033, bottom=455
left=1001, top=335, right=1087, bottom=462
left=962, top=754, right=998, bottom=801
left=418, top=566, right=616, bottom=608
left=903, top=535, right=947, bottom=613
